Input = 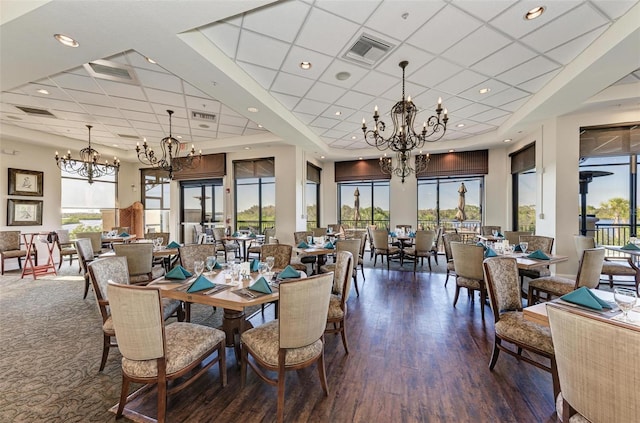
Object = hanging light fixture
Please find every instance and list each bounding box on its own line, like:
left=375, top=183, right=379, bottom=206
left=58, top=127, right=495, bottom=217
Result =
left=136, top=109, right=202, bottom=179
left=362, top=60, right=447, bottom=182
left=54, top=125, right=120, bottom=184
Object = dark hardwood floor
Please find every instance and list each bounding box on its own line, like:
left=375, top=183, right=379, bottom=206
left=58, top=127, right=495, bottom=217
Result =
left=124, top=258, right=557, bottom=422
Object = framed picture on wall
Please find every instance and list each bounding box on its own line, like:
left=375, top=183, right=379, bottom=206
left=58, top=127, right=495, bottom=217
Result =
left=7, top=199, right=43, bottom=226
left=8, top=168, right=44, bottom=196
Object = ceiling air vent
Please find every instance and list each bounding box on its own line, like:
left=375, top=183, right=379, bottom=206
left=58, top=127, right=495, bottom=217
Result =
left=83, top=59, right=140, bottom=85
left=343, top=34, right=394, bottom=67
left=117, top=134, right=141, bottom=140
left=191, top=110, right=218, bottom=122
left=15, top=105, right=56, bottom=118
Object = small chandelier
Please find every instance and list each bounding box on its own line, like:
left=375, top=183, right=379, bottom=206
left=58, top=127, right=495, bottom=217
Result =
left=55, top=125, right=120, bottom=184
left=362, top=60, right=447, bottom=182
left=136, top=109, right=202, bottom=179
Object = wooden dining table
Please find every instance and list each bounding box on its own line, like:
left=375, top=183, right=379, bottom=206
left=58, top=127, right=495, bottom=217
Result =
left=293, top=245, right=334, bottom=274
left=514, top=252, right=569, bottom=269
left=523, top=289, right=619, bottom=327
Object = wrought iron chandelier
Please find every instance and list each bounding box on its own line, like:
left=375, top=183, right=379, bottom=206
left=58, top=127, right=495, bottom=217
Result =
left=54, top=124, right=120, bottom=184
left=362, top=60, right=447, bottom=183
left=136, top=109, right=201, bottom=179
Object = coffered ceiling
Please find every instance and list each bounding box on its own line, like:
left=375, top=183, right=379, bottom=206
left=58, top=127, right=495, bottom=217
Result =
left=1, top=0, right=639, bottom=162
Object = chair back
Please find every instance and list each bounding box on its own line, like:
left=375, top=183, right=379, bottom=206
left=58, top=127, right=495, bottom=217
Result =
left=335, top=239, right=359, bottom=277
left=75, top=238, right=94, bottom=272
left=481, top=226, right=501, bottom=236
left=112, top=226, right=130, bottom=234
left=451, top=242, right=484, bottom=281
left=56, top=229, right=71, bottom=244
left=442, top=233, right=462, bottom=262
left=312, top=228, right=327, bottom=238
left=574, top=235, right=596, bottom=258
left=547, top=305, right=640, bottom=422
left=433, top=227, right=443, bottom=249
left=76, top=232, right=103, bottom=253
left=107, top=283, right=166, bottom=361
left=144, top=232, right=170, bottom=245
left=179, top=244, right=217, bottom=273
left=0, top=231, right=21, bottom=251
left=294, top=231, right=312, bottom=244
left=88, top=256, right=130, bottom=317
left=503, top=231, right=533, bottom=246
left=358, top=231, right=367, bottom=259
left=260, top=244, right=293, bottom=269
left=333, top=251, right=354, bottom=298
left=264, top=227, right=277, bottom=244
left=278, top=273, right=333, bottom=349
left=575, top=248, right=605, bottom=289
left=113, top=243, right=153, bottom=276
left=414, top=230, right=435, bottom=252
left=483, top=256, right=523, bottom=324
left=371, top=229, right=390, bottom=251
left=328, top=224, right=343, bottom=235
left=520, top=235, right=554, bottom=253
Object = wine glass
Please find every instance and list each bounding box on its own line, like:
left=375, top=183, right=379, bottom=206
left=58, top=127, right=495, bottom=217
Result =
left=216, top=251, right=226, bottom=264
left=614, top=287, right=637, bottom=321
left=155, top=237, right=164, bottom=248
left=258, top=261, right=267, bottom=276
left=266, top=256, right=275, bottom=276
left=492, top=230, right=498, bottom=238
left=205, top=255, right=217, bottom=273
left=307, top=235, right=313, bottom=245
left=519, top=242, right=528, bottom=254
left=227, top=251, right=235, bottom=263
left=193, top=260, right=204, bottom=277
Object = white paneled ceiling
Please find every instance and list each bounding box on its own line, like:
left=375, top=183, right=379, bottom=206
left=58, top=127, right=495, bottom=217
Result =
left=0, top=0, right=639, bottom=162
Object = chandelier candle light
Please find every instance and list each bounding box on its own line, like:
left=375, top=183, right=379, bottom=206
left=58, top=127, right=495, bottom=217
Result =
left=136, top=109, right=202, bottom=179
left=55, top=125, right=120, bottom=184
left=362, top=61, right=448, bottom=183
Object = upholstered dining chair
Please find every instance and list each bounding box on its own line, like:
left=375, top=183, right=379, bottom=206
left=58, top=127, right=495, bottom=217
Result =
left=451, top=242, right=487, bottom=319
left=319, top=238, right=361, bottom=297
left=442, top=232, right=462, bottom=286
left=357, top=230, right=367, bottom=282
left=75, top=238, right=95, bottom=299
left=247, top=227, right=277, bottom=260
left=293, top=230, right=316, bottom=267
left=88, top=257, right=184, bottom=372
left=371, top=229, right=402, bottom=270
left=483, top=256, right=559, bottom=399
left=178, top=244, right=217, bottom=273
left=430, top=226, right=443, bottom=265
left=574, top=235, right=640, bottom=293
left=312, top=227, right=327, bottom=238
left=403, top=230, right=436, bottom=273
left=366, top=225, right=377, bottom=259
left=108, top=282, right=226, bottom=423
left=212, top=227, right=239, bottom=260
left=0, top=230, right=36, bottom=275
left=527, top=247, right=605, bottom=304
left=480, top=226, right=501, bottom=236
left=260, top=243, right=306, bottom=272
left=54, top=229, right=76, bottom=269
left=241, top=273, right=333, bottom=423
left=547, top=304, right=640, bottom=423
left=325, top=251, right=354, bottom=354
left=518, top=235, right=555, bottom=282
left=503, top=231, right=533, bottom=246
left=113, top=243, right=164, bottom=284
left=144, top=231, right=170, bottom=245
left=76, top=231, right=108, bottom=255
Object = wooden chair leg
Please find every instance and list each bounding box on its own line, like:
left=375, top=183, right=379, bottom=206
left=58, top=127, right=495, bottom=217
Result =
left=99, top=334, right=110, bottom=371
left=277, top=351, right=286, bottom=423
left=489, top=339, right=501, bottom=370
left=317, top=347, right=329, bottom=396
left=453, top=284, right=461, bottom=306
left=339, top=321, right=349, bottom=354
left=116, top=375, right=130, bottom=418
left=352, top=274, right=360, bottom=297
left=83, top=275, right=90, bottom=299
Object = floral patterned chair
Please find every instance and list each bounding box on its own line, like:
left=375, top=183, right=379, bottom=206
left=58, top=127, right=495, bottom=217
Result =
left=178, top=244, right=217, bottom=273
left=260, top=244, right=306, bottom=272
left=325, top=251, right=354, bottom=353
left=0, top=230, right=36, bottom=275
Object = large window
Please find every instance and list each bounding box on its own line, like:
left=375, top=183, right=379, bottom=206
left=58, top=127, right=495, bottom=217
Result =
left=417, top=177, right=483, bottom=231
left=511, top=143, right=536, bottom=232
left=141, top=169, right=170, bottom=233
left=338, top=181, right=389, bottom=229
left=234, top=158, right=275, bottom=232
left=306, top=163, right=320, bottom=230
left=180, top=179, right=223, bottom=242
left=61, top=169, right=117, bottom=236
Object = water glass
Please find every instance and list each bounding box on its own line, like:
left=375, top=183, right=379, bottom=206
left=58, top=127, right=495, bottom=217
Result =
left=258, top=262, right=267, bottom=275
left=193, top=260, right=204, bottom=277
left=205, top=255, right=217, bottom=273
left=216, top=251, right=226, bottom=264
left=266, top=256, right=275, bottom=275
left=614, top=288, right=637, bottom=321
left=519, top=242, right=528, bottom=254
left=307, top=235, right=313, bottom=245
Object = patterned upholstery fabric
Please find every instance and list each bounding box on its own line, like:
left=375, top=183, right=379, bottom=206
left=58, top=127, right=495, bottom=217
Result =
left=447, top=261, right=456, bottom=271
left=144, top=232, right=170, bottom=245
left=122, top=322, right=225, bottom=378
left=495, top=312, right=554, bottom=355
left=212, top=228, right=239, bottom=254
left=241, top=320, right=323, bottom=367
left=319, top=263, right=335, bottom=274
left=456, top=276, right=482, bottom=290
left=102, top=316, right=115, bottom=335
left=260, top=244, right=294, bottom=270
left=442, top=233, right=461, bottom=261
left=327, top=294, right=344, bottom=319
left=602, top=261, right=636, bottom=275
left=529, top=277, right=575, bottom=297
left=178, top=244, right=217, bottom=273
left=485, top=256, right=523, bottom=312
left=481, top=226, right=501, bottom=236
left=0, top=230, right=31, bottom=274
left=520, top=235, right=554, bottom=253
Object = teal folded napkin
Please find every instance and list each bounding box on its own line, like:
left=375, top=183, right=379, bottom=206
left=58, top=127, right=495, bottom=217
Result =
left=409, top=232, right=415, bottom=238
left=496, top=232, right=504, bottom=237
left=279, top=265, right=301, bottom=279
left=484, top=247, right=498, bottom=258
left=324, top=241, right=334, bottom=249
left=514, top=244, right=522, bottom=252
left=187, top=275, right=215, bottom=293
left=248, top=276, right=272, bottom=294
left=232, top=232, right=239, bottom=237
left=476, top=241, right=486, bottom=248
left=249, top=233, right=257, bottom=238
left=166, top=241, right=180, bottom=249
left=119, top=232, right=129, bottom=237
left=527, top=250, right=550, bottom=260
left=165, top=265, right=192, bottom=280
left=561, top=286, right=612, bottom=310
left=297, top=241, right=309, bottom=248
left=213, top=261, right=222, bottom=269
left=621, top=242, right=640, bottom=251
left=390, top=232, right=397, bottom=237
left=250, top=259, right=259, bottom=272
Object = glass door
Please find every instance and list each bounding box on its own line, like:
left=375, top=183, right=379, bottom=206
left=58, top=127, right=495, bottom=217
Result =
left=180, top=179, right=223, bottom=243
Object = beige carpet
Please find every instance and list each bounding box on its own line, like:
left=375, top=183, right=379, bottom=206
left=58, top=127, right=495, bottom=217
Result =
left=0, top=263, right=234, bottom=422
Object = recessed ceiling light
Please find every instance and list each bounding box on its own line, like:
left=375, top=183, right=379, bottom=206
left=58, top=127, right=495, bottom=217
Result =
left=336, top=71, right=351, bottom=81
left=176, top=135, right=182, bottom=139
left=351, top=135, right=357, bottom=140
left=112, top=144, right=119, bottom=147
left=335, top=111, right=342, bottom=116
left=525, top=6, right=545, bottom=20
left=358, top=157, right=363, bottom=160
left=247, top=107, right=259, bottom=113
left=456, top=123, right=465, bottom=128
left=300, top=61, right=312, bottom=70
left=257, top=124, right=263, bottom=128
left=199, top=124, right=210, bottom=129
left=320, top=155, right=325, bottom=159
left=36, top=89, right=49, bottom=95
left=479, top=87, right=491, bottom=94
left=244, top=147, right=251, bottom=150
left=503, top=138, right=512, bottom=143
left=145, top=57, right=157, bottom=64
left=54, top=33, right=79, bottom=47
left=449, top=149, right=455, bottom=153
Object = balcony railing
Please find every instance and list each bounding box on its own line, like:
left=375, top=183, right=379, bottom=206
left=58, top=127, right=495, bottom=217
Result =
left=594, top=223, right=631, bottom=247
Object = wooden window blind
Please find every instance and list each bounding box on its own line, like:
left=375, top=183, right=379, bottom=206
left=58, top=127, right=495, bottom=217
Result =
left=509, top=143, right=535, bottom=174
left=334, top=159, right=391, bottom=182
left=417, top=150, right=488, bottom=178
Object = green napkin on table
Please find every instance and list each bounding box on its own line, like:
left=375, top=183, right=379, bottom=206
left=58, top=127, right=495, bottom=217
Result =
left=527, top=250, right=550, bottom=260
left=213, top=261, right=222, bottom=269
left=250, top=259, right=260, bottom=272
left=119, top=232, right=129, bottom=237
left=165, top=265, right=192, bottom=280
left=186, top=275, right=215, bottom=293
left=389, top=232, right=397, bottom=237
left=279, top=265, right=301, bottom=279
left=514, top=244, right=522, bottom=252
left=232, top=232, right=239, bottom=237
left=476, top=241, right=486, bottom=248
left=166, top=241, right=180, bottom=249
left=248, top=276, right=272, bottom=294
left=297, top=241, right=309, bottom=248
left=496, top=232, right=504, bottom=237
left=249, top=233, right=257, bottom=238
left=484, top=247, right=498, bottom=258
left=621, top=243, right=640, bottom=251
left=324, top=241, right=334, bottom=249
left=560, top=286, right=612, bottom=310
